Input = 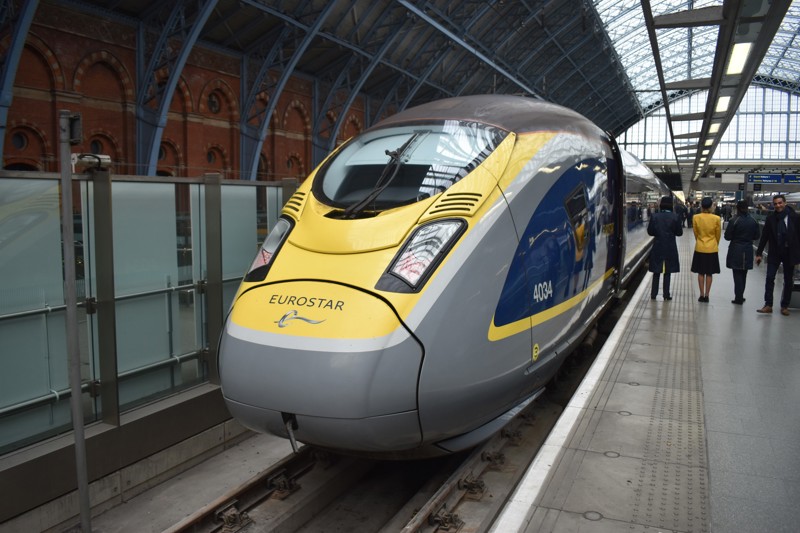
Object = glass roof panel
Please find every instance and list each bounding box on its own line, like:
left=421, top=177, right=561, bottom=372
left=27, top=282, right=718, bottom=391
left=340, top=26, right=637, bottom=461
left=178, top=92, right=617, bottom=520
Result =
left=593, top=0, right=800, bottom=115
left=759, top=2, right=800, bottom=84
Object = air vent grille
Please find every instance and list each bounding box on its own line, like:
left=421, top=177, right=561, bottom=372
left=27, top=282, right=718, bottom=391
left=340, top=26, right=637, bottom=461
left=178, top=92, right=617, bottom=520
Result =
left=427, top=192, right=483, bottom=216
left=282, top=191, right=307, bottom=214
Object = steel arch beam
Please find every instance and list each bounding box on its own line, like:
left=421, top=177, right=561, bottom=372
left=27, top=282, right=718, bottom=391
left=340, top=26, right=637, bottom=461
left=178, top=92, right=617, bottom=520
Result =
left=135, top=0, right=218, bottom=176
left=314, top=6, right=408, bottom=158
left=397, top=0, right=539, bottom=97
left=0, top=0, right=39, bottom=161
left=239, top=0, right=337, bottom=181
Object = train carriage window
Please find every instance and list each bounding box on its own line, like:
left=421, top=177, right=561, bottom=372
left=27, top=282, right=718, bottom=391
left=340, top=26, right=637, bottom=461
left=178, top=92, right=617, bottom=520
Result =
left=564, top=184, right=589, bottom=258
left=314, top=120, right=506, bottom=216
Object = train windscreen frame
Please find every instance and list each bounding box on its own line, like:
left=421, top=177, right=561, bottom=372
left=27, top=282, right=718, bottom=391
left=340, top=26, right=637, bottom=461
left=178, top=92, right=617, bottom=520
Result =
left=313, top=120, right=507, bottom=214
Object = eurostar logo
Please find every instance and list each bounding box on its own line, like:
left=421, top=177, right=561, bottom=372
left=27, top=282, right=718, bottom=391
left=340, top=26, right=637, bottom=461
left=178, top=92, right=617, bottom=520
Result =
left=274, top=309, right=325, bottom=328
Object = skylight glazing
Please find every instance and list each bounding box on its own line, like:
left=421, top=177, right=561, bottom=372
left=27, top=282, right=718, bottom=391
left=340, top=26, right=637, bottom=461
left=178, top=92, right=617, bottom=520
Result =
left=618, top=86, right=800, bottom=161
left=592, top=0, right=723, bottom=110
left=592, top=0, right=800, bottom=112
left=758, top=1, right=800, bottom=87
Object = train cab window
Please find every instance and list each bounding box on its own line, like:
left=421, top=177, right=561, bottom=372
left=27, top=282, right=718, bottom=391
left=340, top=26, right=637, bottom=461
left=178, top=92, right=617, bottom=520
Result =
left=314, top=120, right=506, bottom=217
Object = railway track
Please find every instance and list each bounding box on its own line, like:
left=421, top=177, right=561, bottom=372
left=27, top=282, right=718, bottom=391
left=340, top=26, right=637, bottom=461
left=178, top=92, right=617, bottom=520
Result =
left=162, top=281, right=634, bottom=533
left=163, top=397, right=562, bottom=533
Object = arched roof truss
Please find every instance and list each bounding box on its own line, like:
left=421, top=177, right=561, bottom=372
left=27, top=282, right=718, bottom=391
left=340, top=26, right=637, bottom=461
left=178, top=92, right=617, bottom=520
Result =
left=0, top=0, right=39, bottom=152
left=593, top=0, right=797, bottom=186
left=2, top=0, right=798, bottom=181
left=134, top=0, right=217, bottom=175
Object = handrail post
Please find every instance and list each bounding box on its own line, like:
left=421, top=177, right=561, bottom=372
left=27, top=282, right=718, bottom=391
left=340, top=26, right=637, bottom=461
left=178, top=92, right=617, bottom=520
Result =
left=59, top=109, right=91, bottom=532
left=203, top=173, right=223, bottom=384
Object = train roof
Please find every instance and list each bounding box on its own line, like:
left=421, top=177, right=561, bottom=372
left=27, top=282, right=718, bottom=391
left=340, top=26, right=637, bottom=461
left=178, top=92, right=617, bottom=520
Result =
left=372, top=95, right=605, bottom=138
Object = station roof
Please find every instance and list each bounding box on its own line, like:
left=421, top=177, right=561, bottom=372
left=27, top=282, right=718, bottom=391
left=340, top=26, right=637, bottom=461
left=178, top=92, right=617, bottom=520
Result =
left=44, top=1, right=800, bottom=180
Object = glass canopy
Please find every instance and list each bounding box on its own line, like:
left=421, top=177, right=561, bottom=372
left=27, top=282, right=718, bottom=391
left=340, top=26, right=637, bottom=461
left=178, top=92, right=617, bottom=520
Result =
left=592, top=0, right=800, bottom=112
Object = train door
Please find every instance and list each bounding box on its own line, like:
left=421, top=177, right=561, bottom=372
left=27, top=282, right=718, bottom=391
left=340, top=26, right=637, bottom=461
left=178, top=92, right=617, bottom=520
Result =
left=606, top=135, right=626, bottom=294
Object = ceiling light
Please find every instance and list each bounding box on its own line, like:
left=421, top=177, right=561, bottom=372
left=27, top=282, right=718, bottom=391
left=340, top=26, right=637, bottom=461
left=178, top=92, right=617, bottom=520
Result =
left=705, top=139, right=714, bottom=146
left=726, top=42, right=753, bottom=75
left=709, top=122, right=721, bottom=134
left=715, top=96, right=731, bottom=113
left=702, top=150, right=710, bottom=155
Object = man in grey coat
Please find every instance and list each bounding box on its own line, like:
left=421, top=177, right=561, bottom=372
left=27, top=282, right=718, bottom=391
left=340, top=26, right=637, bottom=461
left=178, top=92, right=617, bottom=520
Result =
left=724, top=200, right=760, bottom=305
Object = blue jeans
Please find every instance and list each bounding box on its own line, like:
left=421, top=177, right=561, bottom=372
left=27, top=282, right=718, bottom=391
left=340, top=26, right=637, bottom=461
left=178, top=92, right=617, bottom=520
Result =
left=764, top=259, right=795, bottom=308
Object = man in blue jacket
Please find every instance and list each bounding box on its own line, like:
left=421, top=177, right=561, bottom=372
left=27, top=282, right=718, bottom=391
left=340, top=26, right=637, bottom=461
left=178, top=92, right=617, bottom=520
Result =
left=755, top=194, right=800, bottom=315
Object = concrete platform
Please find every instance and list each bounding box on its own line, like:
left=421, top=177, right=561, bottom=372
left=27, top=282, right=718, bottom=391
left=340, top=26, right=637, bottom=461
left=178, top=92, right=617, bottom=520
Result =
left=494, top=228, right=800, bottom=533
left=89, top=433, right=293, bottom=533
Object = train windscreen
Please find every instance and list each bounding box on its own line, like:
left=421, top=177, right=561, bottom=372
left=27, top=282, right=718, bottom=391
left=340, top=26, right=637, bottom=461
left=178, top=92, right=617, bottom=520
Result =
left=313, top=120, right=507, bottom=215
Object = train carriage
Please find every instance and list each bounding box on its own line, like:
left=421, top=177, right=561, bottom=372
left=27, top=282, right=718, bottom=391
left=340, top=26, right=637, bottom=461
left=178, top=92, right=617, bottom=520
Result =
left=219, top=95, right=671, bottom=458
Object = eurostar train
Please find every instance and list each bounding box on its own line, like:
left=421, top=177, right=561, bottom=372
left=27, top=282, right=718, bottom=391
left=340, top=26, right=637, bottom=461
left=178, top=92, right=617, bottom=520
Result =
left=219, top=95, right=671, bottom=458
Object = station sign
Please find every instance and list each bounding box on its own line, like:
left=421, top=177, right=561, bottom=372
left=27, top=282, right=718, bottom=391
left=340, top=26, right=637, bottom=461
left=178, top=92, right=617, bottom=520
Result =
left=747, top=173, right=799, bottom=184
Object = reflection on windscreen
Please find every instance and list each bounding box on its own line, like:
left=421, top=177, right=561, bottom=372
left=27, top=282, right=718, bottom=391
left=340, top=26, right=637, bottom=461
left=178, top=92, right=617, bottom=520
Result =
left=314, top=120, right=506, bottom=212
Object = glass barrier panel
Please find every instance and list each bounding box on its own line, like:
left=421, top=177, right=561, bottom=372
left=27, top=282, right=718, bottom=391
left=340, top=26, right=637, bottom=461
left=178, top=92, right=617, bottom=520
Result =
left=222, top=185, right=258, bottom=281
left=0, top=178, right=96, bottom=453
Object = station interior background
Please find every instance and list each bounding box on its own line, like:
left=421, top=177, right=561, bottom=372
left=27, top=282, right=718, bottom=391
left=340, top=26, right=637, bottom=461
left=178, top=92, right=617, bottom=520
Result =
left=1, top=1, right=799, bottom=530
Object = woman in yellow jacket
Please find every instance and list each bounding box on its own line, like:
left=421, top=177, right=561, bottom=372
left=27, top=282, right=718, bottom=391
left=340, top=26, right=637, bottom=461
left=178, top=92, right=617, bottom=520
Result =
left=691, top=197, right=722, bottom=302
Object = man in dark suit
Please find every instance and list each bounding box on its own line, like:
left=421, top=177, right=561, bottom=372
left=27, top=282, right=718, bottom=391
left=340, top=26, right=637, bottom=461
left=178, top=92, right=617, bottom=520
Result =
left=755, top=194, right=800, bottom=315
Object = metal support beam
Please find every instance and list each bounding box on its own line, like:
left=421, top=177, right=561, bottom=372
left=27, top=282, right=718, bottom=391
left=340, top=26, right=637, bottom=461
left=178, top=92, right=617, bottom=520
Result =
left=397, top=0, right=539, bottom=97
left=653, top=6, right=724, bottom=28
left=202, top=173, right=222, bottom=383
left=136, top=0, right=218, bottom=176
left=59, top=109, right=91, bottom=533
left=239, top=1, right=337, bottom=180
left=91, top=167, right=119, bottom=427
left=0, top=0, right=39, bottom=162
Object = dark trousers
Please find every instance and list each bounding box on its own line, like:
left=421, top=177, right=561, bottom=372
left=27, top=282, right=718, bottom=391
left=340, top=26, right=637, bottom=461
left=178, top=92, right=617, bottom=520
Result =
left=764, top=258, right=795, bottom=308
left=732, top=269, right=747, bottom=302
left=651, top=272, right=671, bottom=298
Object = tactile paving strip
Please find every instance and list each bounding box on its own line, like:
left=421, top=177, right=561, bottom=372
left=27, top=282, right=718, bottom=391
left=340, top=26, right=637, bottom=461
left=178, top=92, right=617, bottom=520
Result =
left=628, top=237, right=709, bottom=532
left=525, top=235, right=711, bottom=533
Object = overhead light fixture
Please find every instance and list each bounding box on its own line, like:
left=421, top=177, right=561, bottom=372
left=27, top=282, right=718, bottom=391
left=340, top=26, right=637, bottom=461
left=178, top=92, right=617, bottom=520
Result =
left=726, top=42, right=753, bottom=75
left=715, top=96, right=731, bottom=113
left=709, top=122, right=721, bottom=134
left=705, top=139, right=714, bottom=146
left=702, top=150, right=710, bottom=155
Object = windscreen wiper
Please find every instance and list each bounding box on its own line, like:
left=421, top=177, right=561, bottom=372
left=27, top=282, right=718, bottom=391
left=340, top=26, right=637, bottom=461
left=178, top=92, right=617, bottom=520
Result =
left=343, top=132, right=422, bottom=219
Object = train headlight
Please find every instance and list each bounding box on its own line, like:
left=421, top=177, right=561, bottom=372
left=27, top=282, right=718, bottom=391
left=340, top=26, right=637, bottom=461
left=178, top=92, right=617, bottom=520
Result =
left=378, top=219, right=465, bottom=292
left=243, top=217, right=293, bottom=282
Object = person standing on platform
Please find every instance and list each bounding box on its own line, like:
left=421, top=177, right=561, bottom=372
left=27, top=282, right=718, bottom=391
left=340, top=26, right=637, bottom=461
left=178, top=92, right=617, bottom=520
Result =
left=647, top=195, right=683, bottom=301
left=691, top=197, right=721, bottom=302
left=755, top=194, right=800, bottom=315
left=724, top=200, right=760, bottom=305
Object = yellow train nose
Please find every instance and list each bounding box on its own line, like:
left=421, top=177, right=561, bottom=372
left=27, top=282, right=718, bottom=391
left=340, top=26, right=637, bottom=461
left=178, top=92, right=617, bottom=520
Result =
left=219, top=281, right=425, bottom=452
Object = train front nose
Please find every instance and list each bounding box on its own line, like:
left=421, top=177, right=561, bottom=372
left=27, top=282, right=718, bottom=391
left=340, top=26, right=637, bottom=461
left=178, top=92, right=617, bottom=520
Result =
left=219, top=281, right=424, bottom=453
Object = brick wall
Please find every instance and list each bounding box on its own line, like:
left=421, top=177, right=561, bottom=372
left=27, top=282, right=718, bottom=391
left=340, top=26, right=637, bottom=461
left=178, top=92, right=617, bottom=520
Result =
left=3, top=3, right=365, bottom=180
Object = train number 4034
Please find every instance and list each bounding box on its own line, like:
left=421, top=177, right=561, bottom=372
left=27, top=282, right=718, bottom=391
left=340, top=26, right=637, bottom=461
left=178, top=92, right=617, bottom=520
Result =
left=533, top=281, right=553, bottom=302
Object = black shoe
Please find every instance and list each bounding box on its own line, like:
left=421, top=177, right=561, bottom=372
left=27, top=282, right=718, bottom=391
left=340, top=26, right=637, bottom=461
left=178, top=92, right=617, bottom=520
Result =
left=651, top=296, right=657, bottom=300
left=731, top=299, right=744, bottom=305
left=664, top=295, right=672, bottom=300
